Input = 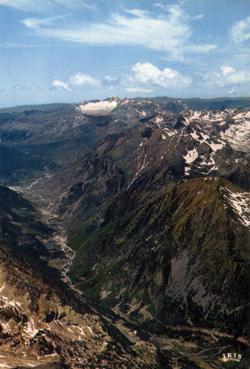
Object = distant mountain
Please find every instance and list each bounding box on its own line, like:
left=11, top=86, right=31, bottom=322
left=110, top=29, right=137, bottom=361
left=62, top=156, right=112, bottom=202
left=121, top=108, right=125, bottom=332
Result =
left=154, top=97, right=250, bottom=111
left=2, top=97, right=250, bottom=114
left=0, top=103, right=73, bottom=113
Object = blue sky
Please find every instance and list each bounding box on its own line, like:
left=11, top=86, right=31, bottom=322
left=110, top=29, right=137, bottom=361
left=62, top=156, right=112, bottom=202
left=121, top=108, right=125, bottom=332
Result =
left=0, top=0, right=250, bottom=107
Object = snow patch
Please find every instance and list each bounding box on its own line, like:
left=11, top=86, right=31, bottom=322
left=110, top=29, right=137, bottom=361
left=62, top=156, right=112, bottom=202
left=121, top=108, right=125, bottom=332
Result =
left=24, top=319, right=39, bottom=338
left=184, top=109, right=250, bottom=154
left=223, top=189, right=250, bottom=227
left=191, top=130, right=200, bottom=141
left=127, top=153, right=148, bottom=188
left=234, top=111, right=250, bottom=120
left=221, top=117, right=250, bottom=153
left=184, top=110, right=228, bottom=124
left=184, top=148, right=198, bottom=164
left=190, top=129, right=225, bottom=153
left=209, top=141, right=225, bottom=152
left=87, top=326, right=94, bottom=335
left=0, top=292, right=22, bottom=312
left=155, top=115, right=164, bottom=125
left=164, top=127, right=176, bottom=137
left=184, top=148, right=198, bottom=175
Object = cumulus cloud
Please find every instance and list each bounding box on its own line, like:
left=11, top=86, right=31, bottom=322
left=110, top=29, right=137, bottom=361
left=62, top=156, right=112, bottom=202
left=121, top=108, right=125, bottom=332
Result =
left=52, top=73, right=101, bottom=92
left=118, top=62, right=192, bottom=95
left=204, top=65, right=250, bottom=87
left=69, top=73, right=101, bottom=88
left=129, top=62, right=192, bottom=89
left=21, top=5, right=216, bottom=60
left=232, top=16, right=250, bottom=43
left=52, top=79, right=71, bottom=91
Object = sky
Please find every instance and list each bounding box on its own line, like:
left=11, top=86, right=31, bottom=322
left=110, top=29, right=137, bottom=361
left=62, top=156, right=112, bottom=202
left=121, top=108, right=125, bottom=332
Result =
left=0, top=0, right=250, bottom=107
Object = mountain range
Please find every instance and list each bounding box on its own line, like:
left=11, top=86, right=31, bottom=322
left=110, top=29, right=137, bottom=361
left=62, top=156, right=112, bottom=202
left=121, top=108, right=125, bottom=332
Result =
left=0, top=97, right=249, bottom=369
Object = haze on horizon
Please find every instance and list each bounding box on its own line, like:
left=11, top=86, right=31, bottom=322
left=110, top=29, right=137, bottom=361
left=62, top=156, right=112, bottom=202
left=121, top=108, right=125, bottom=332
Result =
left=0, top=0, right=250, bottom=107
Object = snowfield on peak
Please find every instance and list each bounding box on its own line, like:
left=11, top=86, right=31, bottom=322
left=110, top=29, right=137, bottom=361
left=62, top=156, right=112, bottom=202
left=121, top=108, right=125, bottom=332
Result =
left=221, top=118, right=250, bottom=153
left=77, top=100, right=118, bottom=116
left=183, top=110, right=228, bottom=124
left=180, top=108, right=250, bottom=154
left=223, top=188, right=250, bottom=228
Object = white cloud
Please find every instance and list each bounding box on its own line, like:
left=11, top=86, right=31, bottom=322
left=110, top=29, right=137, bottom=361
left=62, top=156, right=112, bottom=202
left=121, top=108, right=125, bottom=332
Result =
left=204, top=65, right=250, bottom=87
left=0, top=0, right=94, bottom=13
left=153, top=2, right=168, bottom=10
left=125, top=9, right=150, bottom=18
left=232, top=16, right=250, bottom=43
left=21, top=5, right=216, bottom=60
left=191, top=14, right=204, bottom=21
left=12, top=84, right=42, bottom=91
left=52, top=79, right=71, bottom=91
left=130, top=62, right=192, bottom=89
left=187, top=44, right=217, bottom=54
left=104, top=75, right=118, bottom=84
left=13, top=85, right=26, bottom=90
left=153, top=3, right=204, bottom=22
left=125, top=87, right=154, bottom=94
left=220, top=65, right=236, bottom=77
left=228, top=88, right=236, bottom=95
left=0, top=41, right=49, bottom=48
left=51, top=73, right=101, bottom=92
left=22, top=15, right=64, bottom=29
left=69, top=73, right=101, bottom=88
left=120, top=62, right=192, bottom=95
